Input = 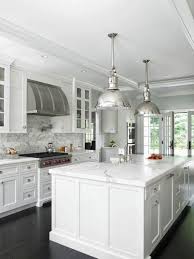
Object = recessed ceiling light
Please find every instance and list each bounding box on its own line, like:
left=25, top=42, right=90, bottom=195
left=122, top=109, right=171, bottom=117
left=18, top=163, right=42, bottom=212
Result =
left=41, top=55, right=48, bottom=58
left=81, top=69, right=87, bottom=73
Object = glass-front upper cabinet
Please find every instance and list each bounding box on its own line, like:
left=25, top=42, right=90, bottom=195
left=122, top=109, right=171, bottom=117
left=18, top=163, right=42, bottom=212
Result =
left=0, top=64, right=10, bottom=132
left=75, top=86, right=91, bottom=132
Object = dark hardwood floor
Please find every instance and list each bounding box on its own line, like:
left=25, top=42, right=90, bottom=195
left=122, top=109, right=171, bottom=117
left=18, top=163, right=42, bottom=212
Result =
left=0, top=204, right=193, bottom=259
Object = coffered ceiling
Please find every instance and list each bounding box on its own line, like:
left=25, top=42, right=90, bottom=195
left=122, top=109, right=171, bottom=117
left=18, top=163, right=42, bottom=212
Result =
left=0, top=0, right=193, bottom=96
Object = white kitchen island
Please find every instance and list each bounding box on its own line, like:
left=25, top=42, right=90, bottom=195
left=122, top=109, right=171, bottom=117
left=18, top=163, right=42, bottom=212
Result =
left=49, top=155, right=191, bottom=259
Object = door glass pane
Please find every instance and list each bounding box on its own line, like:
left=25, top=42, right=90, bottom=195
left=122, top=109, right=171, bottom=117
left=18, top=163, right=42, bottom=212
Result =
left=0, top=67, right=5, bottom=81
left=85, top=90, right=89, bottom=100
left=77, top=88, right=81, bottom=98
left=0, top=85, right=4, bottom=98
left=174, top=113, right=187, bottom=156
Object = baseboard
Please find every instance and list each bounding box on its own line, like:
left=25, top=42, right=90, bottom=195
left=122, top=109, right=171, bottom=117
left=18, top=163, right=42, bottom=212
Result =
left=0, top=203, right=36, bottom=219
left=50, top=231, right=145, bottom=259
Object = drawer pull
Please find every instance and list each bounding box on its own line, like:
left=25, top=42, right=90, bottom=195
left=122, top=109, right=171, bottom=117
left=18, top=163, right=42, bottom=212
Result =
left=27, top=166, right=31, bottom=170
left=167, top=173, right=174, bottom=179
left=27, top=179, right=31, bottom=182
left=28, top=194, right=31, bottom=198
left=184, top=166, right=189, bottom=170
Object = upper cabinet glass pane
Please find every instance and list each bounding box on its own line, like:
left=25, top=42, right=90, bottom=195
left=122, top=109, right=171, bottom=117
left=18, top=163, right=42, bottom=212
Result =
left=0, top=67, right=5, bottom=82
left=85, top=101, right=89, bottom=111
left=77, top=88, right=81, bottom=98
left=77, top=100, right=81, bottom=109
left=0, top=99, right=4, bottom=112
left=0, top=85, right=4, bottom=98
left=85, top=90, right=89, bottom=100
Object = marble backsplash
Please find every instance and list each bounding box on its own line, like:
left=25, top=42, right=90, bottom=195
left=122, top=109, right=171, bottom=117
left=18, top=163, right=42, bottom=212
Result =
left=0, top=116, right=83, bottom=154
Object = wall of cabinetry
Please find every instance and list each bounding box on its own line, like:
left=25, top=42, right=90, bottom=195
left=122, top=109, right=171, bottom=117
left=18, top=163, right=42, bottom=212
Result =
left=0, top=160, right=38, bottom=217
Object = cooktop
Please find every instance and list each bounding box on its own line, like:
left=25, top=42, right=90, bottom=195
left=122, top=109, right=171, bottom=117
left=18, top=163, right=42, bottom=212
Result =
left=19, top=152, right=69, bottom=159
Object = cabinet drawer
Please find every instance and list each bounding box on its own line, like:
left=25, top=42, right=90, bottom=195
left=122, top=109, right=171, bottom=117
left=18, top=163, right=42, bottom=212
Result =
left=0, top=165, right=18, bottom=178
left=40, top=169, right=51, bottom=182
left=22, top=188, right=36, bottom=203
left=40, top=182, right=51, bottom=199
left=20, top=162, right=37, bottom=172
left=21, top=172, right=37, bottom=188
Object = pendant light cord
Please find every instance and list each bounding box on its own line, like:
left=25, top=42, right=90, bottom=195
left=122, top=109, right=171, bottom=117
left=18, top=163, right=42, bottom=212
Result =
left=143, top=60, right=151, bottom=102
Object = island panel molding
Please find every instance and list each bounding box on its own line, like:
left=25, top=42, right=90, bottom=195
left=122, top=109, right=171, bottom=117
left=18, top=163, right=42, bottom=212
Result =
left=50, top=156, right=191, bottom=259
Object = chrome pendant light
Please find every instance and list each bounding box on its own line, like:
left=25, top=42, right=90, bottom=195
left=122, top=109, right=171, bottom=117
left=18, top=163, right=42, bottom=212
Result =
left=134, top=60, right=160, bottom=116
left=96, top=33, right=131, bottom=110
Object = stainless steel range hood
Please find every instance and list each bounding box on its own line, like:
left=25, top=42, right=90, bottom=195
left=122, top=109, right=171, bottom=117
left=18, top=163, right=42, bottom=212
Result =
left=27, top=80, right=70, bottom=116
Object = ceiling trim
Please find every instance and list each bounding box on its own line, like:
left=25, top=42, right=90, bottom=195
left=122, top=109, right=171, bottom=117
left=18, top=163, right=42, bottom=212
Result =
left=0, top=16, right=138, bottom=88
left=157, top=89, right=194, bottom=97
left=12, top=62, right=104, bottom=92
left=171, top=0, right=194, bottom=50
left=138, top=76, right=194, bottom=88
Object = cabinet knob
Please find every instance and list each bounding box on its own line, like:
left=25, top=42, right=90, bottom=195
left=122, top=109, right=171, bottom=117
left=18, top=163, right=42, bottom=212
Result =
left=1, top=181, right=4, bottom=184
left=23, top=125, right=27, bottom=129
left=48, top=187, right=51, bottom=191
left=154, top=200, right=159, bottom=206
left=27, top=166, right=31, bottom=169
left=0, top=171, right=3, bottom=174
left=28, top=194, right=31, bottom=198
left=184, top=166, right=189, bottom=170
left=27, top=179, right=31, bottom=182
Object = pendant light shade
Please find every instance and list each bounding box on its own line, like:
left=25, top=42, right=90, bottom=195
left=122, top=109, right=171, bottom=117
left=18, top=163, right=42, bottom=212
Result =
left=96, top=33, right=131, bottom=110
left=134, top=60, right=160, bottom=116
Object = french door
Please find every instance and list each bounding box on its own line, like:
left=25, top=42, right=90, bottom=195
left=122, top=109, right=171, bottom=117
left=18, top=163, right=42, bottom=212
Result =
left=188, top=111, right=194, bottom=157
left=161, top=112, right=174, bottom=156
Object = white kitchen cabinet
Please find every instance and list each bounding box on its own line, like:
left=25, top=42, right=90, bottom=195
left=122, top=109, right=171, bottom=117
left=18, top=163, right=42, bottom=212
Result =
left=0, top=175, right=20, bottom=213
left=52, top=79, right=91, bottom=134
left=101, top=110, right=118, bottom=133
left=0, top=63, right=10, bottom=133
left=160, top=172, right=174, bottom=235
left=10, top=68, right=27, bottom=133
left=0, top=160, right=38, bottom=217
left=72, top=83, right=91, bottom=133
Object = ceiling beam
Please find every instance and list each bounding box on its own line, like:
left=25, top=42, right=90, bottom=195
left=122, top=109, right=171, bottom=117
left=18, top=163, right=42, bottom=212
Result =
left=138, top=76, right=194, bottom=88
left=171, top=0, right=194, bottom=50
left=0, top=17, right=138, bottom=89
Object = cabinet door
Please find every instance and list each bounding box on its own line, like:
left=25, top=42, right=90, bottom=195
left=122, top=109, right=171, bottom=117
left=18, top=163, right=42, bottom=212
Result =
left=161, top=173, right=174, bottom=235
left=182, top=166, right=190, bottom=208
left=150, top=194, right=160, bottom=248
left=0, top=64, right=10, bottom=132
left=101, top=110, right=118, bottom=133
left=10, top=69, right=27, bottom=133
left=75, top=86, right=91, bottom=132
left=0, top=175, right=19, bottom=213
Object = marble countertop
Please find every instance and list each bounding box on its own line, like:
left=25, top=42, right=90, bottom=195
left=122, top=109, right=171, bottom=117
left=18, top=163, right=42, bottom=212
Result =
left=50, top=155, right=190, bottom=187
left=0, top=156, right=39, bottom=166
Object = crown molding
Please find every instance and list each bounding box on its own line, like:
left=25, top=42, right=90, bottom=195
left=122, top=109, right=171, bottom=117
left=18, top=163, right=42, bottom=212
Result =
left=12, top=62, right=104, bottom=92
left=138, top=76, right=194, bottom=88
left=171, top=0, right=194, bottom=51
left=0, top=17, right=138, bottom=89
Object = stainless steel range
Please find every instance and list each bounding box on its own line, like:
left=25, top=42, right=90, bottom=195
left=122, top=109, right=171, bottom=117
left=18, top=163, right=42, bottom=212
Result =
left=19, top=152, right=72, bottom=168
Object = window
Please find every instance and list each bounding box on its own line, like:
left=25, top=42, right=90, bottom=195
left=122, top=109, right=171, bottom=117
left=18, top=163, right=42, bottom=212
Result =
left=143, top=116, right=160, bottom=155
